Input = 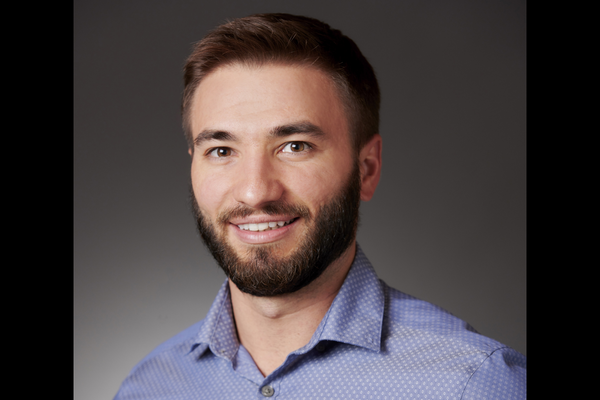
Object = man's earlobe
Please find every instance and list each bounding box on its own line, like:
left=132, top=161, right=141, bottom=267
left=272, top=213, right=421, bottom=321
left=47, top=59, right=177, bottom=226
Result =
left=359, top=134, right=382, bottom=201
left=188, top=148, right=193, bottom=157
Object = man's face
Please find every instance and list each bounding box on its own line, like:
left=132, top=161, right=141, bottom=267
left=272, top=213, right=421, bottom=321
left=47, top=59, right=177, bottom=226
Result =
left=189, top=64, right=360, bottom=296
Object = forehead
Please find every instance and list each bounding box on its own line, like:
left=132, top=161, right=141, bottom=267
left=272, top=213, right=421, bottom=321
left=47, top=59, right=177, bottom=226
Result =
left=190, top=63, right=350, bottom=144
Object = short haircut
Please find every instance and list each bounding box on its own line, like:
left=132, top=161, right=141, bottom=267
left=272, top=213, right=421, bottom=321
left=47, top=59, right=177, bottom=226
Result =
left=182, top=13, right=380, bottom=152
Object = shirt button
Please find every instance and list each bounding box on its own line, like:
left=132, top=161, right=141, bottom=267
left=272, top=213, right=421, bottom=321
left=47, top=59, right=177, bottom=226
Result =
left=316, top=342, right=326, bottom=352
left=261, top=385, right=274, bottom=397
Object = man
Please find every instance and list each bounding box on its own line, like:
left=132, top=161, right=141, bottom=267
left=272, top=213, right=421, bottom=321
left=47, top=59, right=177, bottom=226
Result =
left=115, top=13, right=526, bottom=399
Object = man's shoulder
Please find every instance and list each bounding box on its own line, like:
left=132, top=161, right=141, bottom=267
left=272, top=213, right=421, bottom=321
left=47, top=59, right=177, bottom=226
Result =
left=383, top=282, right=509, bottom=352
left=141, top=319, right=205, bottom=364
left=114, top=319, right=208, bottom=399
left=124, top=319, right=206, bottom=378
left=384, top=283, right=478, bottom=334
left=364, top=282, right=526, bottom=398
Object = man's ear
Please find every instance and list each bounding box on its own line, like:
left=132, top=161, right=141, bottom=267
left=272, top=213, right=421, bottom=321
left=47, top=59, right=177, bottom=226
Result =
left=358, top=134, right=382, bottom=201
left=188, top=148, right=193, bottom=157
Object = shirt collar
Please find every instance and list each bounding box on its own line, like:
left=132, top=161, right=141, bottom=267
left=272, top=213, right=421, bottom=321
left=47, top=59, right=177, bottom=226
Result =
left=192, top=278, right=239, bottom=360
left=190, top=243, right=385, bottom=359
left=310, top=244, right=385, bottom=352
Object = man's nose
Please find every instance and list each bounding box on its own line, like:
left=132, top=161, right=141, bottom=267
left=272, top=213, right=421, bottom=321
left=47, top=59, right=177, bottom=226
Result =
left=233, top=154, right=284, bottom=208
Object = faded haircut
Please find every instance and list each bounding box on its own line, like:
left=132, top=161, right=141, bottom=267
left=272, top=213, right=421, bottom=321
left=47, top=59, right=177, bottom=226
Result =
left=182, top=13, right=380, bottom=153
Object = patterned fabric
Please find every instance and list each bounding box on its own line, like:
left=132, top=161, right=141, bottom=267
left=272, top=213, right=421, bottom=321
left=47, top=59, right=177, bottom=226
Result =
left=115, top=245, right=526, bottom=399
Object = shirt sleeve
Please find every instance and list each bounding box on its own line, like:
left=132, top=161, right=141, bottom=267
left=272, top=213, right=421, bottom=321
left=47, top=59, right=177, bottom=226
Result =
left=461, top=347, right=526, bottom=399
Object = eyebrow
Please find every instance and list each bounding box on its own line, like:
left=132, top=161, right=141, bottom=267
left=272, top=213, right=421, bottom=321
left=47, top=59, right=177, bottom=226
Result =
left=193, top=122, right=326, bottom=147
left=269, top=122, right=326, bottom=139
left=193, top=130, right=236, bottom=147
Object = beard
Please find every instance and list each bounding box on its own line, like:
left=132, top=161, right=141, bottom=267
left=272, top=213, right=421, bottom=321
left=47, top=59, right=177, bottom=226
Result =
left=190, top=161, right=361, bottom=297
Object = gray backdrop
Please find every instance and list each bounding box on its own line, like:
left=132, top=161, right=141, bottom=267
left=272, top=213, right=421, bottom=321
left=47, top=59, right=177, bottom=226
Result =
left=74, top=1, right=526, bottom=398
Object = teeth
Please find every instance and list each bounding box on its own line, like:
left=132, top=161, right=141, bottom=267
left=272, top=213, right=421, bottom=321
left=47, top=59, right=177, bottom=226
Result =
left=238, top=219, right=295, bottom=231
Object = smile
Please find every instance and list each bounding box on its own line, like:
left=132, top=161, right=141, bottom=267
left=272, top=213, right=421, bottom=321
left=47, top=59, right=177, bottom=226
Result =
left=236, top=218, right=296, bottom=232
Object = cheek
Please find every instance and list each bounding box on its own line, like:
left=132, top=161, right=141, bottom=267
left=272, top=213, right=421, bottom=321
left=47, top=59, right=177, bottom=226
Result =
left=286, top=161, right=350, bottom=209
left=191, top=166, right=230, bottom=218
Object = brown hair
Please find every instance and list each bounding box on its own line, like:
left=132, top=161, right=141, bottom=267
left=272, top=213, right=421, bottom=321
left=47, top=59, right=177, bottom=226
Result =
left=182, top=13, right=380, bottom=152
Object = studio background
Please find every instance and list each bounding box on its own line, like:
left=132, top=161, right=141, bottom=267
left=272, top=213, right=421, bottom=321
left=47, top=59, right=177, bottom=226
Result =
left=74, top=1, right=526, bottom=398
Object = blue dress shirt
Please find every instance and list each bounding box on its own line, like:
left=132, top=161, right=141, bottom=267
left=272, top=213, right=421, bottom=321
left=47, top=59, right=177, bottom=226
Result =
left=115, top=245, right=526, bottom=399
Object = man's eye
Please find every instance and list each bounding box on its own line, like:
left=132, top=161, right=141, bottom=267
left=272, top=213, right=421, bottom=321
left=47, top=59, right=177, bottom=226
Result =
left=281, top=142, right=310, bottom=153
left=208, top=147, right=232, bottom=157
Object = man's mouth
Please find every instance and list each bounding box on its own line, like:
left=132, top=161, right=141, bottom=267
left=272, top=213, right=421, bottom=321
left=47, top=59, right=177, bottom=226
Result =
left=236, top=218, right=297, bottom=232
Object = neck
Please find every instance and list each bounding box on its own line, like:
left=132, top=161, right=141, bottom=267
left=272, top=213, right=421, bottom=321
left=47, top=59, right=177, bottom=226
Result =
left=229, top=242, right=356, bottom=377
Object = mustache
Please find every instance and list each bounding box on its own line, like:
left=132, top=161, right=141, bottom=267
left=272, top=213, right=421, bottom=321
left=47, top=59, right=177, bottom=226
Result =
left=217, top=202, right=312, bottom=224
